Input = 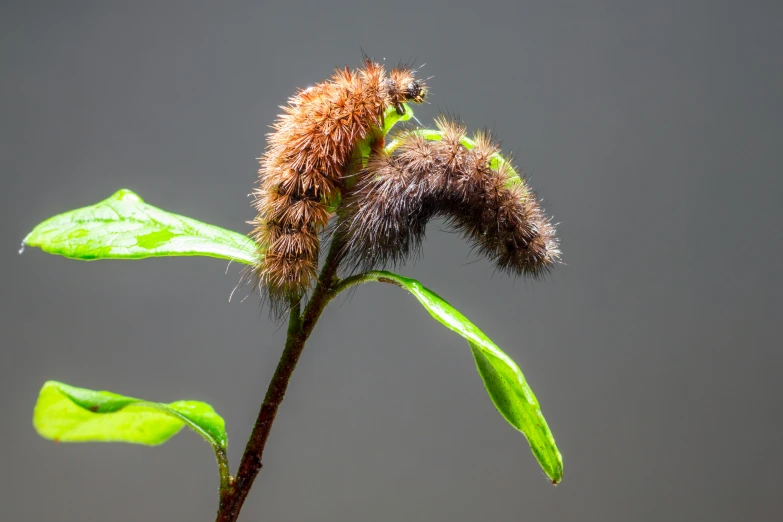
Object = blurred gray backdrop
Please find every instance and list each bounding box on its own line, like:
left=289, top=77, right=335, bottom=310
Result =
left=2, top=1, right=782, bottom=521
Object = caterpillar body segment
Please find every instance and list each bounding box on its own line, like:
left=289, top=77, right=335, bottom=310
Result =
left=334, top=117, right=560, bottom=277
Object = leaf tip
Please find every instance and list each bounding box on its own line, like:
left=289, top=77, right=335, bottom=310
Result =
left=39, top=380, right=60, bottom=392
left=21, top=227, right=44, bottom=249
left=110, top=189, right=143, bottom=203
left=548, top=456, right=564, bottom=485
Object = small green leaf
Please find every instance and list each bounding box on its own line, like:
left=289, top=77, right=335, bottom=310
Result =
left=365, top=271, right=563, bottom=483
left=23, top=189, right=258, bottom=264
left=382, top=102, right=413, bottom=134
left=33, top=381, right=227, bottom=451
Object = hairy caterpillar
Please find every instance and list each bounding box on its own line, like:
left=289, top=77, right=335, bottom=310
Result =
left=251, top=59, right=426, bottom=312
left=332, top=117, right=560, bottom=276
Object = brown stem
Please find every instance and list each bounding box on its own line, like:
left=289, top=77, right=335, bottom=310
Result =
left=215, top=240, right=345, bottom=522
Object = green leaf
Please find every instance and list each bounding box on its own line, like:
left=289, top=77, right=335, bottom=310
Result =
left=364, top=271, right=563, bottom=483
left=23, top=189, right=258, bottom=264
left=33, top=381, right=227, bottom=451
left=382, top=102, right=413, bottom=134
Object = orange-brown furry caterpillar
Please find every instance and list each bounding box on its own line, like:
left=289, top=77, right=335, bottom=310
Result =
left=333, top=117, right=560, bottom=277
left=251, top=59, right=426, bottom=312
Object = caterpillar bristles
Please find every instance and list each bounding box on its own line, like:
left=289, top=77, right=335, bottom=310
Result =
left=250, top=58, right=427, bottom=317
left=332, top=117, right=560, bottom=278
left=332, top=150, right=436, bottom=272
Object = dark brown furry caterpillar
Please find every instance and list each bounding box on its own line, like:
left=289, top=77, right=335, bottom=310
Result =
left=333, top=117, right=560, bottom=277
left=250, top=59, right=426, bottom=312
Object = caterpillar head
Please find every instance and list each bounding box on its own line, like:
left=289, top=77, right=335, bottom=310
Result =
left=387, top=67, right=427, bottom=115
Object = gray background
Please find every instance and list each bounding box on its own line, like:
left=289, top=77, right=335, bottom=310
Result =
left=1, top=1, right=781, bottom=521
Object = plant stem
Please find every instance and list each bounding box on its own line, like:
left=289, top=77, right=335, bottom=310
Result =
left=215, top=241, right=346, bottom=522
left=215, top=448, right=231, bottom=493
left=213, top=125, right=436, bottom=520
